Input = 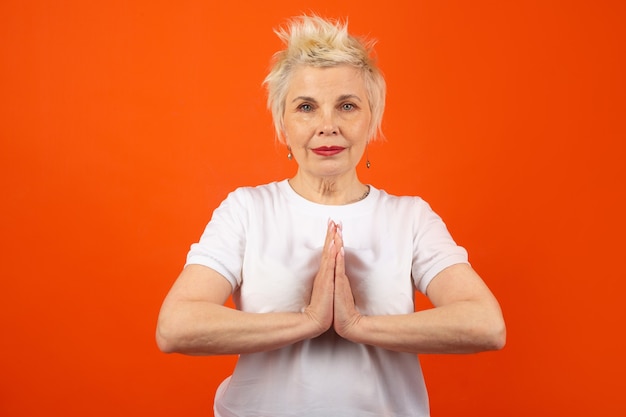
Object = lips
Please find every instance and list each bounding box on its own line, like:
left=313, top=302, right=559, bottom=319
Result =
left=311, top=146, right=345, bottom=156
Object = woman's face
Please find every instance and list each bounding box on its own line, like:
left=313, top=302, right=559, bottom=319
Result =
left=283, top=65, right=372, bottom=179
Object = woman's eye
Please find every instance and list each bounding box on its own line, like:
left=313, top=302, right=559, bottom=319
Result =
left=341, top=103, right=355, bottom=111
left=298, top=104, right=313, bottom=112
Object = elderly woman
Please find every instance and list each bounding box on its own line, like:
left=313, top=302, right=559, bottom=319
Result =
left=157, top=15, right=505, bottom=417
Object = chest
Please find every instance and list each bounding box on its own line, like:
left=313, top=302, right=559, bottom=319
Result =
left=236, top=214, right=416, bottom=315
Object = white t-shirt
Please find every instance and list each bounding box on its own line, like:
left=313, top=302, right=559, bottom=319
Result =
left=186, top=180, right=468, bottom=417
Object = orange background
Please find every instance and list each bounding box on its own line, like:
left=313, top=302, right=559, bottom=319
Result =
left=1, top=1, right=625, bottom=416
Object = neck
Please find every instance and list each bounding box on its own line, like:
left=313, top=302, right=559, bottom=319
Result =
left=289, top=171, right=369, bottom=205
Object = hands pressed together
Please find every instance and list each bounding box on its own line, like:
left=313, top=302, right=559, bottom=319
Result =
left=304, top=220, right=363, bottom=340
left=157, top=217, right=505, bottom=356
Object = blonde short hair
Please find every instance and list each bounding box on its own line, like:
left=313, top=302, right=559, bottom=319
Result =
left=263, top=15, right=386, bottom=143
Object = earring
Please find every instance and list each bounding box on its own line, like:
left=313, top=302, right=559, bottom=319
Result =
left=287, top=147, right=292, bottom=160
left=365, top=144, right=371, bottom=168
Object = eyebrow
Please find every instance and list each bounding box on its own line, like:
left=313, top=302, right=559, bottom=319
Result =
left=338, top=94, right=362, bottom=102
left=290, top=94, right=363, bottom=103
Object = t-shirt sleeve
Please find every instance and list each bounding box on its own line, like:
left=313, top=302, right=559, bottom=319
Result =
left=185, top=188, right=248, bottom=291
left=411, top=198, right=469, bottom=294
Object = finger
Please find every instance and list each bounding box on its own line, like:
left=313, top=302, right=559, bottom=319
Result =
left=334, top=247, right=351, bottom=307
left=334, top=242, right=353, bottom=306
left=324, top=219, right=339, bottom=256
left=333, top=221, right=344, bottom=255
left=334, top=248, right=353, bottom=319
left=319, top=220, right=338, bottom=275
left=335, top=245, right=345, bottom=277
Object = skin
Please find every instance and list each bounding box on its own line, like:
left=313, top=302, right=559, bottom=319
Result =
left=283, top=65, right=372, bottom=205
left=156, top=64, right=506, bottom=356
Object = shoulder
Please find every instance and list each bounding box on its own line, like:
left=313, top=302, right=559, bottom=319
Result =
left=371, top=188, right=449, bottom=235
left=224, top=180, right=284, bottom=203
left=216, top=181, right=288, bottom=219
left=372, top=187, right=433, bottom=213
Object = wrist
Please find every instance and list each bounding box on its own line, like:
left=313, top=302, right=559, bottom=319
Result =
left=335, top=313, right=365, bottom=343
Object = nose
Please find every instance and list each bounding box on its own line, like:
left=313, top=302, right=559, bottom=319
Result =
left=318, top=110, right=338, bottom=136
left=319, top=127, right=338, bottom=136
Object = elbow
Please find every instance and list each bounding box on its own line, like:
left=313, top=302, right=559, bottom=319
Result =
left=155, top=316, right=181, bottom=354
left=462, top=309, right=506, bottom=353
left=472, top=300, right=507, bottom=352
left=480, top=316, right=507, bottom=351
left=156, top=330, right=174, bottom=354
left=487, top=325, right=506, bottom=351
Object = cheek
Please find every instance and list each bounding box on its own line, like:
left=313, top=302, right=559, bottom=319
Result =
left=284, top=117, right=314, bottom=144
left=345, top=116, right=371, bottom=138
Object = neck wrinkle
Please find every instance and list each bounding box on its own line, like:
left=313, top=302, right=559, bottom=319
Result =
left=288, top=174, right=366, bottom=206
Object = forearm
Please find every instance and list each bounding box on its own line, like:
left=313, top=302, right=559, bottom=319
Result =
left=347, top=301, right=506, bottom=354
left=156, top=301, right=321, bottom=355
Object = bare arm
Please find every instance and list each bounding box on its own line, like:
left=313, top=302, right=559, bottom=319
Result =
left=334, top=235, right=506, bottom=354
left=156, top=221, right=340, bottom=355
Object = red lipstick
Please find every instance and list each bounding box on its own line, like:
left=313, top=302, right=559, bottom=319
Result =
left=311, top=146, right=345, bottom=156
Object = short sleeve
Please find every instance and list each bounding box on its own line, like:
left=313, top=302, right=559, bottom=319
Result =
left=185, top=189, right=249, bottom=291
left=411, top=198, right=469, bottom=293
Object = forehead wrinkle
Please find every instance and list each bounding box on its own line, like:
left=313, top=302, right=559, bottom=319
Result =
left=337, top=94, right=362, bottom=102
left=291, top=95, right=317, bottom=103
left=290, top=93, right=363, bottom=104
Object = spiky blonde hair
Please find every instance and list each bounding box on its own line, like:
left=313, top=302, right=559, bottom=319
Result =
left=263, top=15, right=386, bottom=143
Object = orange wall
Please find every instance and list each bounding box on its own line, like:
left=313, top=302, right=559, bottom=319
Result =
left=1, top=1, right=625, bottom=416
